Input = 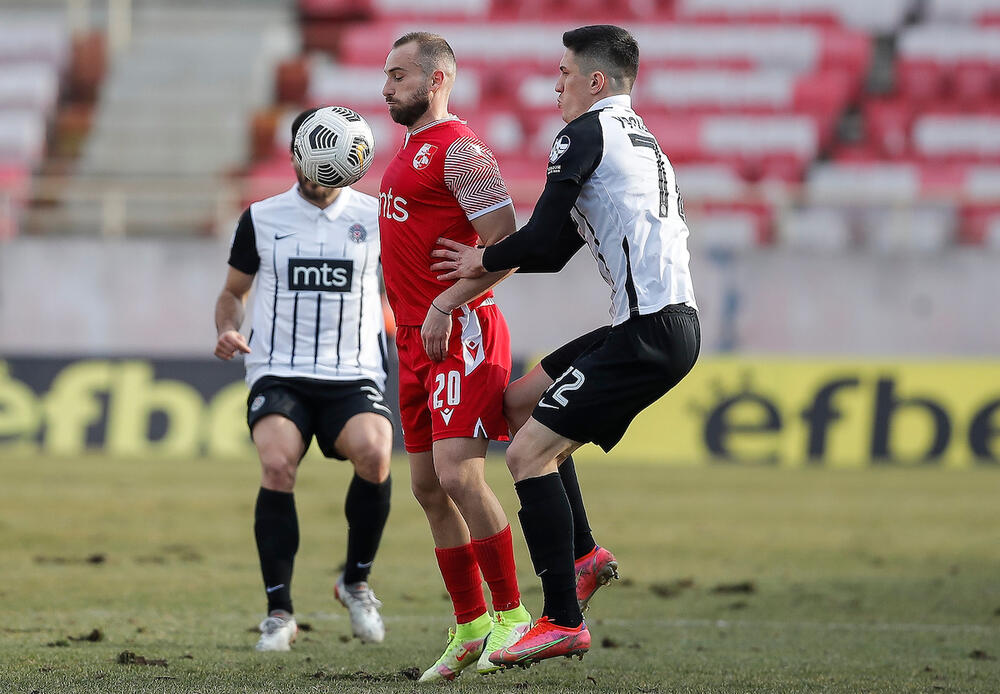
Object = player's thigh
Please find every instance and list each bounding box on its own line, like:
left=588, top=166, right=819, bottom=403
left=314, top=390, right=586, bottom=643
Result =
left=247, top=379, right=313, bottom=467
left=313, top=380, right=392, bottom=458
left=504, top=364, right=554, bottom=432
left=334, top=412, right=393, bottom=483
left=395, top=327, right=435, bottom=454
left=251, top=414, right=308, bottom=473
left=506, top=417, right=581, bottom=482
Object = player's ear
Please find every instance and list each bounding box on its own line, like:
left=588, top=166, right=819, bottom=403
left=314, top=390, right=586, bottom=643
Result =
left=590, top=71, right=606, bottom=94
left=430, top=68, right=446, bottom=91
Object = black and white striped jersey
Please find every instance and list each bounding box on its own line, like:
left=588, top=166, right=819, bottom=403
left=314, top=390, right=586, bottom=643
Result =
left=546, top=94, right=696, bottom=325
left=228, top=185, right=387, bottom=390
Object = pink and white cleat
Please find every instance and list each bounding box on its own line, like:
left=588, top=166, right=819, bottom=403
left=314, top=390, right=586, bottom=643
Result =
left=575, top=545, right=619, bottom=611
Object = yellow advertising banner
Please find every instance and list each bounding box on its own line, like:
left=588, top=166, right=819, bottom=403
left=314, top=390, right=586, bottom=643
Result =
left=1, top=357, right=998, bottom=466
left=572, top=357, right=1000, bottom=467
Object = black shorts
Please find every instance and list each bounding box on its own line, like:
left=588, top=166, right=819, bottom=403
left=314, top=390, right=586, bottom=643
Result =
left=247, top=376, right=392, bottom=460
left=533, top=304, right=700, bottom=452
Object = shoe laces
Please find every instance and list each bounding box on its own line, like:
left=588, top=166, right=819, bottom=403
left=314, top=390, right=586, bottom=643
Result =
left=343, top=581, right=383, bottom=610
left=260, top=615, right=291, bottom=633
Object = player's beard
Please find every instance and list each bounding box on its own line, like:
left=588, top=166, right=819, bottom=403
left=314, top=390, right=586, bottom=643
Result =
left=387, top=91, right=431, bottom=127
left=296, top=170, right=339, bottom=206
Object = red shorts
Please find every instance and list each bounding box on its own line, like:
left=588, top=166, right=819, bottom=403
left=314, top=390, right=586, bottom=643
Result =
left=395, top=301, right=512, bottom=453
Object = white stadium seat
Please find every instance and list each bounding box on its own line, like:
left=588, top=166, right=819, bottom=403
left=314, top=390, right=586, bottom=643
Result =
left=640, top=70, right=795, bottom=109
left=0, top=21, right=68, bottom=67
left=373, top=0, right=489, bottom=17
left=806, top=163, right=921, bottom=202
left=673, top=164, right=748, bottom=199
left=0, top=110, right=46, bottom=165
left=926, top=0, right=1000, bottom=23
left=309, top=60, right=481, bottom=108
left=913, top=116, right=1000, bottom=157
left=702, top=115, right=818, bottom=157
left=964, top=167, right=1000, bottom=200
left=0, top=63, right=60, bottom=112
left=898, top=26, right=1000, bottom=62
left=678, top=0, right=911, bottom=32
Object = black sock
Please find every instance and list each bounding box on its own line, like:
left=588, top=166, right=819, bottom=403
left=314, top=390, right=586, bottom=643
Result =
left=343, top=474, right=392, bottom=584
left=515, top=472, right=582, bottom=628
left=254, top=487, right=298, bottom=615
left=559, top=456, right=596, bottom=560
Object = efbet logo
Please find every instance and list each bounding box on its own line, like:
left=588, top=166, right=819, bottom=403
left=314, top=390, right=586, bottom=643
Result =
left=592, top=358, right=1000, bottom=467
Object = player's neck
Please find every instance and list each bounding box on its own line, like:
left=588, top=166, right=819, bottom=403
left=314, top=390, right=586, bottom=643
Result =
left=407, top=104, right=452, bottom=133
left=299, top=186, right=342, bottom=210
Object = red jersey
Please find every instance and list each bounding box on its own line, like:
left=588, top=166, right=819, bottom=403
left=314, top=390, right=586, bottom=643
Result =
left=379, top=117, right=512, bottom=326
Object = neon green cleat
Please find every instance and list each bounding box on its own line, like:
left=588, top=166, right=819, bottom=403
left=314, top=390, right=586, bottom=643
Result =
left=477, top=604, right=532, bottom=675
left=418, top=612, right=491, bottom=682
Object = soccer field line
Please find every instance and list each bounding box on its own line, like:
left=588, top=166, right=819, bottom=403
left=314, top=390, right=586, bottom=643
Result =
left=303, top=612, right=999, bottom=635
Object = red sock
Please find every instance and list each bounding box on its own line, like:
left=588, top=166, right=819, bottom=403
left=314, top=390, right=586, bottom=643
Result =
left=471, top=525, right=521, bottom=612
left=435, top=543, right=487, bottom=624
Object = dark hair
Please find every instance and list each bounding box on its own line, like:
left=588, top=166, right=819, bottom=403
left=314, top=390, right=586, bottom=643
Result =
left=392, top=31, right=457, bottom=77
left=562, top=25, right=639, bottom=92
left=290, top=107, right=320, bottom=153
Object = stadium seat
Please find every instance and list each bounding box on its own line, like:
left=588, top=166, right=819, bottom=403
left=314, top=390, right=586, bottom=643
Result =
left=913, top=114, right=1000, bottom=161
left=806, top=162, right=921, bottom=202
left=895, top=61, right=947, bottom=104
left=677, top=0, right=911, bottom=33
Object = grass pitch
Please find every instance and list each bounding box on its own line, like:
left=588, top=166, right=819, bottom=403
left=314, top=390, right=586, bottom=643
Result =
left=1, top=453, right=998, bottom=693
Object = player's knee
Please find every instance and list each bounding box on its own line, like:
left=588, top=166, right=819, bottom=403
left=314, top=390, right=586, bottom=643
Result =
left=434, top=465, right=481, bottom=504
left=504, top=437, right=537, bottom=481
left=258, top=452, right=297, bottom=491
left=411, top=475, right=447, bottom=512
left=350, top=435, right=391, bottom=483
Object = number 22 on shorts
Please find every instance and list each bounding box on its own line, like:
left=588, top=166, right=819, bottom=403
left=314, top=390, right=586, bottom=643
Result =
left=538, top=367, right=585, bottom=409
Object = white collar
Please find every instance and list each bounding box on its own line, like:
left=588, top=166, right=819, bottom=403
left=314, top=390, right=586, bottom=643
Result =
left=291, top=184, right=352, bottom=221
left=404, top=114, right=463, bottom=147
left=588, top=94, right=632, bottom=113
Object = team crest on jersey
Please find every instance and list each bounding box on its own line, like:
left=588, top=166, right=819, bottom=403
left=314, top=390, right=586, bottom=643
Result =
left=251, top=395, right=265, bottom=412
left=348, top=223, right=368, bottom=243
left=549, top=135, right=571, bottom=163
left=412, top=143, right=438, bottom=170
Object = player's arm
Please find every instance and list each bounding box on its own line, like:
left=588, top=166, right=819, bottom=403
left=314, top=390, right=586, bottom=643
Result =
left=214, top=208, right=259, bottom=360
left=421, top=136, right=518, bottom=361
left=433, top=119, right=599, bottom=278
left=430, top=203, right=516, bottom=312
left=432, top=178, right=585, bottom=278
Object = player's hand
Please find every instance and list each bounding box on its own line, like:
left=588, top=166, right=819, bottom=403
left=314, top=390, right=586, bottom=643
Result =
left=431, top=237, right=487, bottom=280
left=215, top=330, right=251, bottom=360
left=421, top=306, right=452, bottom=363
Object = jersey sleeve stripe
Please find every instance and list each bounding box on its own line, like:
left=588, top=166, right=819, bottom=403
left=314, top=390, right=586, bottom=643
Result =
left=443, top=136, right=511, bottom=220
left=467, top=197, right=513, bottom=221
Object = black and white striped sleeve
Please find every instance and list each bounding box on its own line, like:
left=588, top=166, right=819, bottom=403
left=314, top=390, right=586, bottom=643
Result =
left=227, top=207, right=260, bottom=275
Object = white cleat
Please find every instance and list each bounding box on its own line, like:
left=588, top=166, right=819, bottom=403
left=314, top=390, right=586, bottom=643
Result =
left=255, top=611, right=297, bottom=652
left=335, top=575, right=385, bottom=643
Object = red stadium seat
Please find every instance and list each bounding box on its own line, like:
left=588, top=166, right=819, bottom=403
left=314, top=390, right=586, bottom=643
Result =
left=952, top=62, right=996, bottom=109
left=895, top=60, right=947, bottom=104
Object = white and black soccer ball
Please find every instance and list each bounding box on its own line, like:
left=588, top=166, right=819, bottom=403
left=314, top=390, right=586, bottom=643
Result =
left=292, top=106, right=376, bottom=188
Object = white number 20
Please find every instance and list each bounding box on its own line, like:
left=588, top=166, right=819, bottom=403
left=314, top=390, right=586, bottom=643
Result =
left=433, top=370, right=461, bottom=409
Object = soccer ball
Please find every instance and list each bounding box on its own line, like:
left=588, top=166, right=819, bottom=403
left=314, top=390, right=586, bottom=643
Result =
left=293, top=106, right=376, bottom=188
